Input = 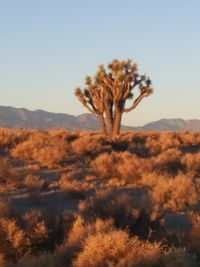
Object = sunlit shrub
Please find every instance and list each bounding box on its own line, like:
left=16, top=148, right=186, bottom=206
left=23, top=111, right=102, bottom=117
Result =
left=116, top=152, right=153, bottom=183
left=181, top=152, right=200, bottom=174
left=67, top=216, right=114, bottom=249
left=0, top=128, right=29, bottom=152
left=0, top=217, right=28, bottom=262
left=11, top=131, right=68, bottom=167
left=91, top=151, right=153, bottom=183
left=159, top=132, right=181, bottom=151
left=150, top=173, right=199, bottom=214
left=91, top=152, right=120, bottom=179
left=24, top=174, right=45, bottom=190
left=73, top=230, right=162, bottom=267
left=59, top=173, right=93, bottom=193
left=71, top=134, right=103, bottom=156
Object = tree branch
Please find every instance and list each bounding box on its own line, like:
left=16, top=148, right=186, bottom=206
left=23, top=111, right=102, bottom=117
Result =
left=83, top=101, right=98, bottom=114
left=123, top=92, right=147, bottom=113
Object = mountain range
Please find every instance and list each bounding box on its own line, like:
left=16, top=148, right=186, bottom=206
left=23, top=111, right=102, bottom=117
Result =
left=0, top=106, right=200, bottom=131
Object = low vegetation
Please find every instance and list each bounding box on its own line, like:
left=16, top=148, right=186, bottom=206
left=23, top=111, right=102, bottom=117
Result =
left=0, top=128, right=200, bottom=266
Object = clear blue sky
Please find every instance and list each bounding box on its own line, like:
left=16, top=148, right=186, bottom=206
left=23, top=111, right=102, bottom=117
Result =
left=0, top=0, right=200, bottom=126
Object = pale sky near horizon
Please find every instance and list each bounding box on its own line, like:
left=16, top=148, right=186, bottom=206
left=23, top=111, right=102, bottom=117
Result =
left=0, top=0, right=200, bottom=126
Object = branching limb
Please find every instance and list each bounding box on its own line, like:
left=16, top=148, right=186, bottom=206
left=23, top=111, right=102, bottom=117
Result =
left=75, top=88, right=98, bottom=114
left=123, top=88, right=152, bottom=113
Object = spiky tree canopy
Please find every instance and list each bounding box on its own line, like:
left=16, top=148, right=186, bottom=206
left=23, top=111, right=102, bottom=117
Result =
left=75, top=59, right=153, bottom=137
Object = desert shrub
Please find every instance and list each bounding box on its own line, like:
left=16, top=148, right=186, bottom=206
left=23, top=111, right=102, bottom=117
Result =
left=0, top=128, right=29, bottom=153
left=8, top=241, right=199, bottom=267
left=145, top=133, right=162, bottom=156
left=73, top=230, right=162, bottom=267
left=0, top=128, right=17, bottom=151
left=32, top=148, right=57, bottom=168
left=15, top=234, right=198, bottom=267
left=91, top=151, right=153, bottom=183
left=72, top=233, right=198, bottom=267
left=131, top=134, right=147, bottom=144
left=149, top=173, right=199, bottom=214
left=71, top=134, right=103, bottom=156
left=154, top=148, right=185, bottom=175
left=0, top=253, right=5, bottom=267
left=0, top=217, right=28, bottom=262
left=11, top=141, right=35, bottom=161
left=21, top=210, right=50, bottom=254
left=16, top=209, right=73, bottom=258
left=51, top=130, right=82, bottom=143
left=111, top=140, right=129, bottom=151
left=35, top=142, right=68, bottom=168
left=10, top=130, right=45, bottom=160
left=91, top=152, right=120, bottom=179
left=67, top=216, right=114, bottom=249
left=55, top=217, right=116, bottom=266
left=126, top=134, right=150, bottom=157
left=13, top=244, right=198, bottom=267
left=15, top=218, right=114, bottom=267
left=140, top=172, right=161, bottom=188
left=0, top=158, right=12, bottom=185
left=0, top=194, right=11, bottom=217
left=78, top=188, right=152, bottom=235
left=155, top=148, right=181, bottom=165
left=24, top=174, right=45, bottom=190
left=130, top=142, right=150, bottom=158
left=4, top=210, right=74, bottom=267
left=159, top=132, right=181, bottom=151
left=0, top=157, right=20, bottom=190
left=178, top=132, right=199, bottom=146
left=11, top=131, right=68, bottom=167
left=116, top=152, right=153, bottom=184
left=59, top=173, right=93, bottom=194
left=79, top=189, right=133, bottom=227
left=181, top=152, right=200, bottom=174
left=0, top=212, right=51, bottom=263
left=48, top=129, right=69, bottom=139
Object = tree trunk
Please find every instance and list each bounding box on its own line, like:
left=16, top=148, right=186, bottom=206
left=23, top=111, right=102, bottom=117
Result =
left=99, top=115, right=107, bottom=136
left=111, top=111, right=122, bottom=139
left=105, top=109, right=113, bottom=137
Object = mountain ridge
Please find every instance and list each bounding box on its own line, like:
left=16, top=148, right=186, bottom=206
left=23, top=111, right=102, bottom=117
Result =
left=0, top=105, right=200, bottom=131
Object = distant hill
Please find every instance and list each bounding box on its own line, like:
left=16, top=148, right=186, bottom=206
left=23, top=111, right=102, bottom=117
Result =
left=0, top=106, right=200, bottom=131
left=0, top=106, right=97, bottom=130
left=143, top=119, right=200, bottom=131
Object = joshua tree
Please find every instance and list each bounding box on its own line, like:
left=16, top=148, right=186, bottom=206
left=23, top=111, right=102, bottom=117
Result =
left=75, top=59, right=153, bottom=138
